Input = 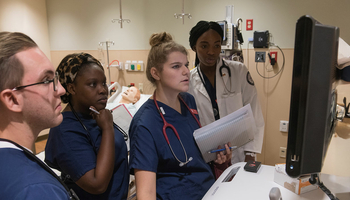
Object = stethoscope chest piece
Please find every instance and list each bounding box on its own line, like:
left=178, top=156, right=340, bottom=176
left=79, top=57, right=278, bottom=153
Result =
left=179, top=157, right=193, bottom=167
left=213, top=108, right=219, bottom=117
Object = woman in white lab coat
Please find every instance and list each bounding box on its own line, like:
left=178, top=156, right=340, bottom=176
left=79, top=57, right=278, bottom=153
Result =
left=188, top=21, right=265, bottom=164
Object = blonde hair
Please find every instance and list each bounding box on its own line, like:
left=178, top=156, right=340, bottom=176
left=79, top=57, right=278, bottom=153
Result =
left=146, top=32, right=188, bottom=85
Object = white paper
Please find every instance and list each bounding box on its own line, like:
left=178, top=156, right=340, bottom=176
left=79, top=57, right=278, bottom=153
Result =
left=111, top=104, right=133, bottom=150
left=193, top=104, right=257, bottom=163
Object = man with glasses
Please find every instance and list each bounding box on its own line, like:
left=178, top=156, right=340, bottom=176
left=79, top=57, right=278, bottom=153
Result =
left=0, top=32, right=72, bottom=199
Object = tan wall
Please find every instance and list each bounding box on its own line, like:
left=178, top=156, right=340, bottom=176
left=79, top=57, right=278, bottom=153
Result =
left=243, top=48, right=294, bottom=166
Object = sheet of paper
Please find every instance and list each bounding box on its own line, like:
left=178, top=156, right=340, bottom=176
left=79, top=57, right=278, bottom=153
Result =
left=193, top=104, right=257, bottom=163
left=111, top=104, right=133, bottom=150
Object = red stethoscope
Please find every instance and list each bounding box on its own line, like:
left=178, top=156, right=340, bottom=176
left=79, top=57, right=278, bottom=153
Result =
left=153, top=91, right=201, bottom=167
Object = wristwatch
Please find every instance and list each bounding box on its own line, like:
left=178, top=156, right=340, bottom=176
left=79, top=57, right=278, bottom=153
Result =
left=245, top=152, right=256, bottom=157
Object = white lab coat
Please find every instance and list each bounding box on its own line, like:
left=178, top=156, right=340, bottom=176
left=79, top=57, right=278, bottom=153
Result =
left=188, top=59, right=265, bottom=164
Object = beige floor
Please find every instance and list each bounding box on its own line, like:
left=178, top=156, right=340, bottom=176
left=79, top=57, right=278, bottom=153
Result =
left=35, top=139, right=47, bottom=155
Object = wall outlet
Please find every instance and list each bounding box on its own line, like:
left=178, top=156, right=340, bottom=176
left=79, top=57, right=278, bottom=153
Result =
left=246, top=19, right=253, bottom=31
left=280, top=147, right=286, bottom=158
left=118, top=62, right=123, bottom=70
left=125, top=60, right=131, bottom=70
left=280, top=120, right=289, bottom=132
left=138, top=83, right=143, bottom=93
left=270, top=52, right=277, bottom=61
left=255, top=52, right=265, bottom=62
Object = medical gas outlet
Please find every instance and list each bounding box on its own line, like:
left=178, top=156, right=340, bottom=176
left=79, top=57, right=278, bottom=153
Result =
left=108, top=60, right=123, bottom=70
left=255, top=52, right=265, bottom=62
left=125, top=60, right=144, bottom=71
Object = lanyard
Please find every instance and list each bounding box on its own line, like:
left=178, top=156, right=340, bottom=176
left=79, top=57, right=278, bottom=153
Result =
left=197, top=66, right=220, bottom=120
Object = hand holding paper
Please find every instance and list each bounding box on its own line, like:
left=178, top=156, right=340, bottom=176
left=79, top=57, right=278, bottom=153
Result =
left=208, top=146, right=237, bottom=154
left=193, top=104, right=257, bottom=163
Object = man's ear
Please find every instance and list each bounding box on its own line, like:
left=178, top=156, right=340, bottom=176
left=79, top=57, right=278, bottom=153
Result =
left=66, top=83, right=76, bottom=95
left=0, top=89, right=22, bottom=112
left=150, top=67, right=160, bottom=81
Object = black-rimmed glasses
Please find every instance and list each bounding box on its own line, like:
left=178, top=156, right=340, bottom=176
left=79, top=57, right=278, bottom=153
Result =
left=12, top=71, right=59, bottom=91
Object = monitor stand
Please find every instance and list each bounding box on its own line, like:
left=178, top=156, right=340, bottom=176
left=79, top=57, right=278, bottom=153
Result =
left=309, top=173, right=346, bottom=200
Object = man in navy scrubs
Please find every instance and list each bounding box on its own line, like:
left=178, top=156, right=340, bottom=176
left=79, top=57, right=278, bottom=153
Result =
left=0, top=32, right=71, bottom=200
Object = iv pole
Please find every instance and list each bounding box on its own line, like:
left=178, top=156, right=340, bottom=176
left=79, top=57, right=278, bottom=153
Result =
left=111, top=0, right=130, bottom=28
left=99, top=40, right=114, bottom=84
left=174, top=0, right=192, bottom=24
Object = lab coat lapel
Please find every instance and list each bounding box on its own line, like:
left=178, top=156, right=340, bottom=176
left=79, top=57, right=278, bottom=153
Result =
left=194, top=66, right=211, bottom=102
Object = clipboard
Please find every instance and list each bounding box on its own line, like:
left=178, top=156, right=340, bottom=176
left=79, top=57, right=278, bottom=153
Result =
left=193, top=104, right=257, bottom=163
left=111, top=104, right=133, bottom=150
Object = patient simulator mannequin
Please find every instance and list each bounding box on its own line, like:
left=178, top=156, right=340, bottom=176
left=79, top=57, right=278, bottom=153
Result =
left=106, top=86, right=141, bottom=116
left=119, top=86, right=141, bottom=104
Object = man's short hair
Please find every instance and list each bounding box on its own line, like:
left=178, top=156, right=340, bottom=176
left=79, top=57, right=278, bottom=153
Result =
left=0, top=32, right=37, bottom=92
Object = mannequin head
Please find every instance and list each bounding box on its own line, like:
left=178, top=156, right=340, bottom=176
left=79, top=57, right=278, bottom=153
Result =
left=119, top=86, right=140, bottom=104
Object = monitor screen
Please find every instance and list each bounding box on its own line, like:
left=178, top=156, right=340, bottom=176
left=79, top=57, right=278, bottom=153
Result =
left=217, top=20, right=227, bottom=41
left=285, top=15, right=340, bottom=178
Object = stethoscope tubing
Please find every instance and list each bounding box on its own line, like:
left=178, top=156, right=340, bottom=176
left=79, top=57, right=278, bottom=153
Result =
left=197, top=59, right=235, bottom=95
left=153, top=91, right=201, bottom=144
left=153, top=91, right=201, bottom=166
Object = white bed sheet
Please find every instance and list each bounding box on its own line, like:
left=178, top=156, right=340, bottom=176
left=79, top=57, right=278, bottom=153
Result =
left=106, top=86, right=152, bottom=151
left=106, top=86, right=151, bottom=111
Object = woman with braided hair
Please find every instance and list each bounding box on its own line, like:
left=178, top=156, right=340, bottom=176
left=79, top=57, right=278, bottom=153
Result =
left=45, top=53, right=129, bottom=200
left=188, top=21, right=265, bottom=164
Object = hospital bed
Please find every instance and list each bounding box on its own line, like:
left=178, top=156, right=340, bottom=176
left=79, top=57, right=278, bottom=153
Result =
left=106, top=82, right=151, bottom=200
left=106, top=82, right=152, bottom=150
left=106, top=82, right=152, bottom=110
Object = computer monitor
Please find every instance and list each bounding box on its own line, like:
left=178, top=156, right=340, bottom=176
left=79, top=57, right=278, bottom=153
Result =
left=285, top=15, right=340, bottom=178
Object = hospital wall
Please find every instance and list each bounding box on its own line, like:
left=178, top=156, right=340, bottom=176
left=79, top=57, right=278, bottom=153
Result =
left=0, top=0, right=51, bottom=59
left=1, top=0, right=350, bottom=177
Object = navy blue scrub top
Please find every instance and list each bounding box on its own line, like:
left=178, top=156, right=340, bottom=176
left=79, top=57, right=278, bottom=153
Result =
left=129, top=92, right=215, bottom=200
left=45, top=112, right=129, bottom=200
left=0, top=147, right=71, bottom=200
